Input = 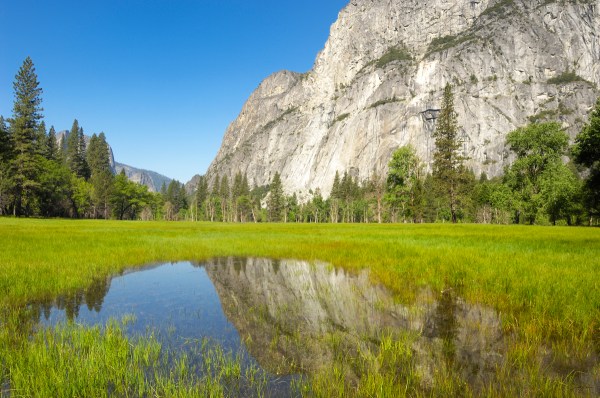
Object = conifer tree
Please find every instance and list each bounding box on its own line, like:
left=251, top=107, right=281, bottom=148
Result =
left=432, top=83, right=467, bottom=223
left=220, top=175, right=230, bottom=221
left=35, top=121, right=47, bottom=155
left=65, top=120, right=90, bottom=179
left=208, top=175, right=220, bottom=221
left=267, top=172, right=284, bottom=222
left=45, top=126, right=59, bottom=161
left=330, top=171, right=341, bottom=222
left=86, top=133, right=111, bottom=174
left=78, top=127, right=91, bottom=179
left=87, top=132, right=113, bottom=218
left=9, top=57, right=44, bottom=216
left=0, top=116, right=8, bottom=160
left=194, top=175, right=209, bottom=220
left=0, top=116, right=11, bottom=215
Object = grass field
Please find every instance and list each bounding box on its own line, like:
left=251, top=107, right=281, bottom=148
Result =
left=1, top=218, right=599, bottom=396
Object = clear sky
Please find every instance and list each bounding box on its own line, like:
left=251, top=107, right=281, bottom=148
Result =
left=0, top=0, right=348, bottom=183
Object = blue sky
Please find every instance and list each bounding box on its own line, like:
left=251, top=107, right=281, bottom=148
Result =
left=0, top=0, right=348, bottom=182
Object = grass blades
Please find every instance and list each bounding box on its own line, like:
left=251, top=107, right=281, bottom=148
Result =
left=1, top=219, right=599, bottom=396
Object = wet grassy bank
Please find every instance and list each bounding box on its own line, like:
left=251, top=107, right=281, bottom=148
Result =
left=1, top=219, right=598, bottom=396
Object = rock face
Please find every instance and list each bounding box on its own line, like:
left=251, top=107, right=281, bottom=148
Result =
left=205, top=0, right=600, bottom=197
left=114, top=162, right=172, bottom=193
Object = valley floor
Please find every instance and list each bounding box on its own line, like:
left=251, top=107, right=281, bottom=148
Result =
left=1, top=219, right=598, bottom=396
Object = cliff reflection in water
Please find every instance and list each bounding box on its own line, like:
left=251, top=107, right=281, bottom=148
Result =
left=203, top=258, right=504, bottom=385
left=28, top=258, right=505, bottom=388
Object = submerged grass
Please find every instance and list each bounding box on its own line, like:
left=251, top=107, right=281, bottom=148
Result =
left=1, top=314, right=269, bottom=397
left=1, top=219, right=599, bottom=396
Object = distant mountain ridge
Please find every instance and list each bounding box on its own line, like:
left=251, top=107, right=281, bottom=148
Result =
left=114, top=162, right=172, bottom=193
left=56, top=130, right=172, bottom=192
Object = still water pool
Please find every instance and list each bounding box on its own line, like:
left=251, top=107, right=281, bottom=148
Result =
left=30, top=257, right=505, bottom=396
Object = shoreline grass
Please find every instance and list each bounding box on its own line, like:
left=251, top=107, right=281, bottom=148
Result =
left=1, top=219, right=599, bottom=396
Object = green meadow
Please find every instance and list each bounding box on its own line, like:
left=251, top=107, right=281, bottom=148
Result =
left=1, top=218, right=599, bottom=396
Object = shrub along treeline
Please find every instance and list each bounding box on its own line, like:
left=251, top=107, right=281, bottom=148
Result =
left=1, top=58, right=599, bottom=225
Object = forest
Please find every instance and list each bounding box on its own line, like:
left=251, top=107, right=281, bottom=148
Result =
left=1, top=58, right=599, bottom=225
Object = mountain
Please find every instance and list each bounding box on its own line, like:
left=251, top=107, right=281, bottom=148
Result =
left=205, top=0, right=600, bottom=197
left=114, top=162, right=172, bottom=193
left=56, top=130, right=172, bottom=192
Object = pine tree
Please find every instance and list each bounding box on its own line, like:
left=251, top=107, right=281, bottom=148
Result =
left=78, top=127, right=91, bottom=179
left=87, top=132, right=113, bottom=218
left=45, top=126, right=59, bottom=161
left=220, top=175, right=230, bottom=221
left=65, top=120, right=90, bottom=179
left=86, top=133, right=111, bottom=175
left=330, top=171, right=341, bottom=222
left=267, top=172, right=284, bottom=222
left=35, top=121, right=47, bottom=155
left=0, top=116, right=8, bottom=160
left=0, top=116, right=11, bottom=215
left=208, top=175, right=221, bottom=221
left=432, top=83, right=467, bottom=223
left=9, top=57, right=44, bottom=216
left=194, top=175, right=209, bottom=221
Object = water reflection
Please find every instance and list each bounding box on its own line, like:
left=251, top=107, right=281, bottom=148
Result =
left=27, top=276, right=110, bottom=322
left=26, top=258, right=507, bottom=391
left=203, top=258, right=505, bottom=386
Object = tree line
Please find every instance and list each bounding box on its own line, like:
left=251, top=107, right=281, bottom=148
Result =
left=1, top=58, right=598, bottom=225
left=0, top=57, right=178, bottom=220
left=196, top=84, right=599, bottom=226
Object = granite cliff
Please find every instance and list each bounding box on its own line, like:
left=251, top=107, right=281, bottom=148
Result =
left=205, top=0, right=600, bottom=197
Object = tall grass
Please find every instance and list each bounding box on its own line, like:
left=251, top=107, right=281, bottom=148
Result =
left=1, top=219, right=599, bottom=396
left=1, top=314, right=269, bottom=397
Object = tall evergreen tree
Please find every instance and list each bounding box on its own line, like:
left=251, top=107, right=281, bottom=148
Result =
left=78, top=127, right=91, bottom=179
left=65, top=120, right=90, bottom=179
left=0, top=116, right=9, bottom=160
left=35, top=121, right=47, bottom=155
left=163, top=180, right=187, bottom=219
left=194, top=175, right=209, bottom=221
left=87, top=132, right=113, bottom=218
left=231, top=171, right=251, bottom=222
left=86, top=133, right=111, bottom=174
left=0, top=116, right=12, bottom=215
left=432, top=83, right=467, bottom=223
left=219, top=175, right=230, bottom=222
left=45, top=126, right=59, bottom=161
left=38, top=125, right=72, bottom=217
left=8, top=57, right=44, bottom=216
left=208, top=175, right=221, bottom=221
left=267, top=172, right=284, bottom=222
left=330, top=171, right=341, bottom=222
